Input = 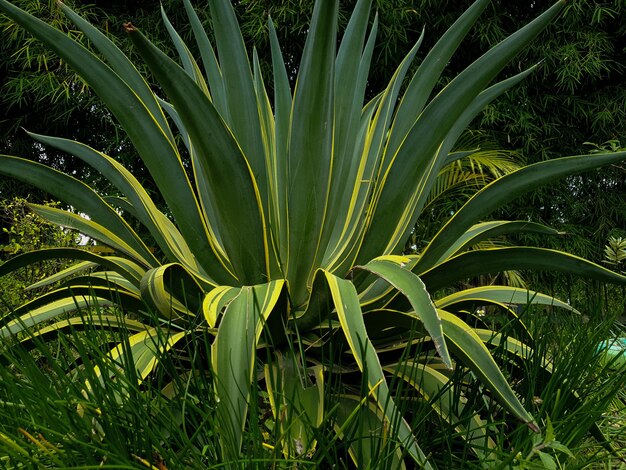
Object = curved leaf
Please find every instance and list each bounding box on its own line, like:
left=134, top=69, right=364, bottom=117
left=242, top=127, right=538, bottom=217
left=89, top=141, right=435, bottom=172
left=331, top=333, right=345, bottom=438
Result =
left=23, top=315, right=148, bottom=341
left=0, top=248, right=145, bottom=286
left=92, top=327, right=188, bottom=386
left=26, top=260, right=97, bottom=291
left=417, top=150, right=626, bottom=272
left=436, top=286, right=577, bottom=314
left=421, top=247, right=626, bottom=292
left=439, top=310, right=538, bottom=431
left=58, top=2, right=173, bottom=141
left=183, top=0, right=227, bottom=115
left=0, top=0, right=226, bottom=281
left=202, top=285, right=240, bottom=328
left=431, top=220, right=562, bottom=266
left=0, top=297, right=115, bottom=339
left=28, top=203, right=153, bottom=267
left=0, top=155, right=157, bottom=267
left=357, top=257, right=451, bottom=368
left=4, top=285, right=144, bottom=321
left=27, top=132, right=209, bottom=277
left=385, top=0, right=491, bottom=158
left=140, top=263, right=205, bottom=320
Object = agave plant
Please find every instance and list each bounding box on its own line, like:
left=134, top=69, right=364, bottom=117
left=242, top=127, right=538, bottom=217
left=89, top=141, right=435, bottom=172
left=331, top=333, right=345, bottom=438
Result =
left=2, top=0, right=626, bottom=466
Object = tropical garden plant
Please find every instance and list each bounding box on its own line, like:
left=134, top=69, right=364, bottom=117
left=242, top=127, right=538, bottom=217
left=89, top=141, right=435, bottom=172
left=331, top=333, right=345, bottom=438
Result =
left=1, top=0, right=626, bottom=467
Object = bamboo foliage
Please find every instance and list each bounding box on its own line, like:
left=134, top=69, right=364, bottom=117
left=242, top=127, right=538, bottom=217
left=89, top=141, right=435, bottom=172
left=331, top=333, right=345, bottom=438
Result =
left=1, top=0, right=626, bottom=466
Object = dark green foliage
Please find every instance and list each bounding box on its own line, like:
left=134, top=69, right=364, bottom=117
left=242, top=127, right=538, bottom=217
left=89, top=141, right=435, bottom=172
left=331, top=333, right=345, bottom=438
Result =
left=1, top=302, right=624, bottom=468
left=0, top=197, right=79, bottom=311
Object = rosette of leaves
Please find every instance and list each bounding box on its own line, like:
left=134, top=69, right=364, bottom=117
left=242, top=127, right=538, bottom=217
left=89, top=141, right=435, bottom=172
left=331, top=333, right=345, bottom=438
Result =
left=1, top=0, right=626, bottom=466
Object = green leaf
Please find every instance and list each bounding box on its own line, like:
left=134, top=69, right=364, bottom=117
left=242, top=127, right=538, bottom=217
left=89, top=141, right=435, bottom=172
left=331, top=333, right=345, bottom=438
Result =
left=58, top=2, right=174, bottom=140
left=399, top=66, right=538, bottom=246
left=439, top=310, right=538, bottom=431
left=6, top=285, right=144, bottom=320
left=28, top=203, right=152, bottom=267
left=207, top=0, right=266, bottom=196
left=267, top=17, right=291, bottom=265
left=28, top=123, right=208, bottom=279
left=202, top=285, right=240, bottom=328
left=0, top=296, right=115, bottom=339
left=140, top=263, right=205, bottom=320
left=421, top=247, right=626, bottom=292
left=0, top=0, right=232, bottom=282
left=386, top=0, right=491, bottom=159
left=538, top=451, right=557, bottom=470
left=435, top=286, right=577, bottom=314
left=417, top=150, right=626, bottom=272
left=0, top=155, right=157, bottom=267
left=431, top=220, right=562, bottom=265
left=341, top=32, right=423, bottom=269
left=359, top=1, right=565, bottom=261
left=183, top=0, right=227, bottom=115
left=286, top=0, right=338, bottom=306
left=323, top=270, right=432, bottom=468
left=211, top=280, right=287, bottom=460
left=127, top=25, right=268, bottom=285
left=357, top=257, right=451, bottom=368
left=22, top=315, right=147, bottom=343
left=325, top=0, right=374, bottom=236
left=160, top=5, right=208, bottom=93
left=65, top=273, right=140, bottom=295
left=92, top=327, right=187, bottom=386
left=0, top=248, right=145, bottom=286
left=25, top=260, right=97, bottom=291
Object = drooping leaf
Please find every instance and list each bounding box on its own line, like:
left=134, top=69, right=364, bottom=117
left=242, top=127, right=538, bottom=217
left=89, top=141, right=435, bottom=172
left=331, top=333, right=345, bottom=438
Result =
left=439, top=310, right=538, bottom=431
left=421, top=247, right=626, bottom=292
left=418, top=151, right=626, bottom=272
left=436, top=286, right=577, bottom=314
left=357, top=257, right=451, bottom=368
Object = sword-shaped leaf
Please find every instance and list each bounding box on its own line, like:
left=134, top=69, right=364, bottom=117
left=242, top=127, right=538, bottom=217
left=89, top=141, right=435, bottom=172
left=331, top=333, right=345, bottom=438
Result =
left=0, top=248, right=145, bottom=286
left=436, top=286, right=577, bottom=314
left=127, top=25, right=269, bottom=285
left=286, top=0, right=337, bottom=306
left=417, top=150, right=626, bottom=272
left=1, top=297, right=115, bottom=339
